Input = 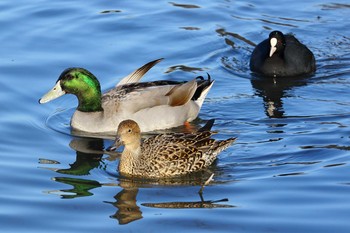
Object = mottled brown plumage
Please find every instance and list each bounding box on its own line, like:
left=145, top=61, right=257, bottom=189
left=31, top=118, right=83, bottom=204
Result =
left=107, top=119, right=236, bottom=178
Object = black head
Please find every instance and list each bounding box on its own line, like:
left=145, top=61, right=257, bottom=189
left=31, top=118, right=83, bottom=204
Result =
left=268, top=31, right=286, bottom=57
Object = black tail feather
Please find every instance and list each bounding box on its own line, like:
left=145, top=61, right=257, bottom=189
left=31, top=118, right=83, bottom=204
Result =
left=198, top=119, right=215, bottom=132
left=192, top=73, right=213, bottom=101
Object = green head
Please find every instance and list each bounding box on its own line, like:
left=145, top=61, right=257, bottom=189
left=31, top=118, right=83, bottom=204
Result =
left=39, top=68, right=103, bottom=112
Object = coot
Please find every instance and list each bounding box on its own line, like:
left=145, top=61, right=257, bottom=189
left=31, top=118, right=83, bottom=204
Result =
left=250, top=31, right=316, bottom=77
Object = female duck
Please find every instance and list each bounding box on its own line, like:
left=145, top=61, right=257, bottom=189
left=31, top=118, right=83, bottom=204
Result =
left=250, top=31, right=316, bottom=77
left=107, top=119, right=236, bottom=178
left=39, top=59, right=214, bottom=134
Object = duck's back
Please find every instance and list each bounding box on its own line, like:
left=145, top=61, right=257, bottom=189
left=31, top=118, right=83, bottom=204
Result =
left=99, top=78, right=214, bottom=133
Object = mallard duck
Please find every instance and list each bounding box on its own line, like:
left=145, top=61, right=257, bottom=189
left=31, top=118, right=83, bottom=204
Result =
left=250, top=31, right=316, bottom=77
left=107, top=119, right=236, bottom=178
left=39, top=59, right=214, bottom=134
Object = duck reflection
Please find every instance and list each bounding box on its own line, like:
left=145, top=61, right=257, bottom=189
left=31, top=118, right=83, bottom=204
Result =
left=43, top=137, right=107, bottom=198
left=43, top=137, right=234, bottom=225
left=106, top=180, right=234, bottom=225
left=250, top=76, right=308, bottom=118
left=55, top=138, right=106, bottom=176
left=51, top=177, right=102, bottom=199
left=105, top=187, right=142, bottom=225
left=141, top=195, right=234, bottom=209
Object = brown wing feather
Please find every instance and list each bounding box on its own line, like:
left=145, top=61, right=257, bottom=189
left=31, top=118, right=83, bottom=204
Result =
left=141, top=135, right=212, bottom=177
left=139, top=132, right=236, bottom=178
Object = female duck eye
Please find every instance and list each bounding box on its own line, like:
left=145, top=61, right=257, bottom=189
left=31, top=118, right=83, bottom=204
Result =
left=128, top=129, right=132, bottom=133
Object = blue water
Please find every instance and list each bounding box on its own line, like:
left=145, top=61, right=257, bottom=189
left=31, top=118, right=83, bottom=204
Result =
left=1, top=0, right=350, bottom=232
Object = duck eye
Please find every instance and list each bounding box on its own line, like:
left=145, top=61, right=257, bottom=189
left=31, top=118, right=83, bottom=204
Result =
left=128, top=129, right=132, bottom=133
left=66, top=74, right=73, bottom=79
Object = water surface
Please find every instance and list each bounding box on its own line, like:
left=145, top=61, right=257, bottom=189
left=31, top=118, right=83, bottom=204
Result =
left=1, top=0, right=350, bottom=232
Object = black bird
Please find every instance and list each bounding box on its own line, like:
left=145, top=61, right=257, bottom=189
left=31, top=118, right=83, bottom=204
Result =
left=250, top=31, right=316, bottom=77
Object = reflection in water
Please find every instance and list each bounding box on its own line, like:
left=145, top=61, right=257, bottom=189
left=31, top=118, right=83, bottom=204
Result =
left=50, top=177, right=102, bottom=199
left=105, top=188, right=142, bottom=225
left=251, top=76, right=308, bottom=118
left=39, top=158, right=60, bottom=164
left=142, top=196, right=234, bottom=209
left=55, top=153, right=102, bottom=176
left=69, top=138, right=106, bottom=155
left=301, top=144, right=350, bottom=150
left=106, top=182, right=234, bottom=225
left=56, top=139, right=105, bottom=176
left=43, top=138, right=106, bottom=198
left=105, top=185, right=235, bottom=225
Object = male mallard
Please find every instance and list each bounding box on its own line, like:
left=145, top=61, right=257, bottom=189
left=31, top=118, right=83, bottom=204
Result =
left=107, top=119, right=236, bottom=178
left=39, top=59, right=214, bottom=134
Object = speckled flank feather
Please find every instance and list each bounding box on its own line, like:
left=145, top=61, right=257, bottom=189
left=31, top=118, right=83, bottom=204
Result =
left=112, top=120, right=236, bottom=178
